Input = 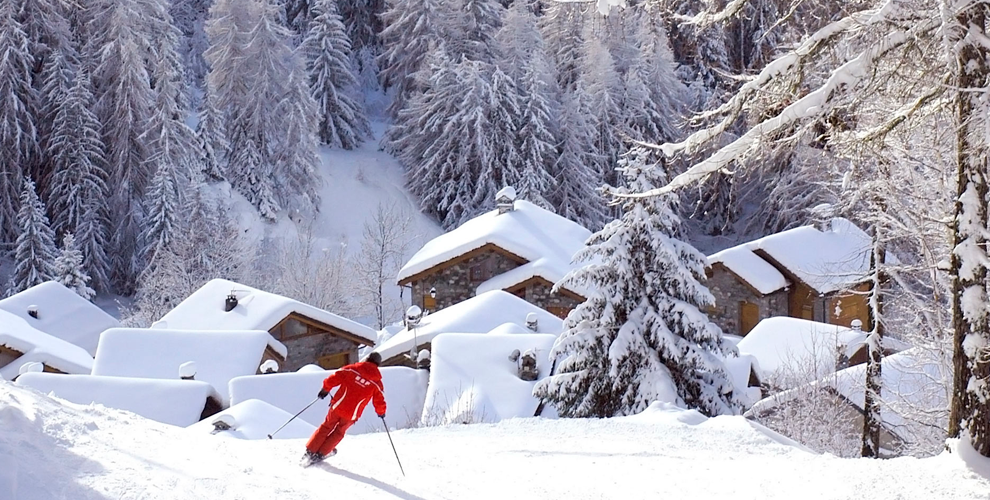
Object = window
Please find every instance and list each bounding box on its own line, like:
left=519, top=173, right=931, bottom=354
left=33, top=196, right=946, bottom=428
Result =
left=470, top=256, right=495, bottom=282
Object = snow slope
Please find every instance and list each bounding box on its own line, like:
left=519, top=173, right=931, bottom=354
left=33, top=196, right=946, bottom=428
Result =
left=2, top=380, right=988, bottom=500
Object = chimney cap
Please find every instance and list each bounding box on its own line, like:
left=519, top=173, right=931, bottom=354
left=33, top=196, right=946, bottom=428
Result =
left=496, top=186, right=517, bottom=202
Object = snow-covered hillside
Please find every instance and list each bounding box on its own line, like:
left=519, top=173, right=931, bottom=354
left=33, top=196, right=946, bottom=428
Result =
left=2, top=381, right=987, bottom=500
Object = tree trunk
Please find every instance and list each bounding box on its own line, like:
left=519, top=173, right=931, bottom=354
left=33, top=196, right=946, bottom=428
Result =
left=861, top=232, right=884, bottom=457
left=948, top=4, right=990, bottom=457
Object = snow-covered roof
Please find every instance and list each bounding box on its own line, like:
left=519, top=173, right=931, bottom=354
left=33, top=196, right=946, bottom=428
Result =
left=0, top=310, right=94, bottom=380
left=747, top=347, right=948, bottom=441
left=396, top=200, right=591, bottom=285
left=723, top=353, right=763, bottom=408
left=423, top=333, right=557, bottom=424
left=373, top=290, right=564, bottom=362
left=0, top=281, right=119, bottom=355
left=92, top=328, right=287, bottom=405
left=16, top=372, right=221, bottom=427
left=708, top=218, right=870, bottom=295
left=186, top=399, right=316, bottom=440
left=229, top=366, right=428, bottom=433
left=737, top=317, right=865, bottom=388
left=156, top=279, right=376, bottom=345
left=708, top=246, right=790, bottom=295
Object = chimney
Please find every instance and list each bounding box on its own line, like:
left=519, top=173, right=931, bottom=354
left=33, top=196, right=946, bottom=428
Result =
left=496, top=186, right=517, bottom=214
left=27, top=305, right=39, bottom=319
left=179, top=361, right=197, bottom=380
left=224, top=292, right=238, bottom=312
left=526, top=313, right=538, bottom=332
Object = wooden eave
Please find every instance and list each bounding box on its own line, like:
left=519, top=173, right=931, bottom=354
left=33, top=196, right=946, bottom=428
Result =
left=276, top=311, right=375, bottom=346
left=398, top=242, right=530, bottom=286
left=503, top=275, right=586, bottom=302
left=708, top=261, right=783, bottom=298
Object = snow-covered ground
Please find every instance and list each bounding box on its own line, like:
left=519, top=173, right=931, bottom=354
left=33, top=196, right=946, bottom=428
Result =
left=3, top=380, right=988, bottom=500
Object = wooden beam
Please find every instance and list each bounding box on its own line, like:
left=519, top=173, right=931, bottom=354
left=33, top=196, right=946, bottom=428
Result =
left=273, top=312, right=375, bottom=346
left=503, top=276, right=586, bottom=302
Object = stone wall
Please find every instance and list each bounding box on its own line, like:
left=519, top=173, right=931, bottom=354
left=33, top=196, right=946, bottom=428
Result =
left=280, top=333, right=357, bottom=371
left=411, top=250, right=522, bottom=312
left=524, top=281, right=582, bottom=318
left=706, top=267, right=787, bottom=336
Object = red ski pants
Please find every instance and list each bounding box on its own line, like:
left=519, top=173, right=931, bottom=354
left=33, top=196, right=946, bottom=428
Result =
left=306, top=411, right=355, bottom=456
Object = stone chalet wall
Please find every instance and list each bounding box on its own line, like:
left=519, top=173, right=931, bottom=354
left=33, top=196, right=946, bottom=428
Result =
left=524, top=280, right=582, bottom=318
left=706, top=267, right=787, bottom=336
left=280, top=334, right=357, bottom=372
left=411, top=250, right=521, bottom=311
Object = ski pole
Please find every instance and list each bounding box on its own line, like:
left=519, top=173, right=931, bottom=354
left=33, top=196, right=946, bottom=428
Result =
left=268, top=397, right=320, bottom=439
left=381, top=416, right=405, bottom=477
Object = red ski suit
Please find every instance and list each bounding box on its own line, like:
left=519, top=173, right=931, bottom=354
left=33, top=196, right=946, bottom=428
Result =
left=305, top=361, right=387, bottom=456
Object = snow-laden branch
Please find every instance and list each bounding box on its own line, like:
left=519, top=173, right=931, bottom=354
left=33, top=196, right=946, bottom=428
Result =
left=626, top=13, right=935, bottom=199
left=666, top=0, right=905, bottom=158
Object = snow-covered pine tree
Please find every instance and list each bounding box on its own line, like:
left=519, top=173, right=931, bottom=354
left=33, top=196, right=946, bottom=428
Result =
left=304, top=0, right=370, bottom=149
left=551, top=91, right=606, bottom=230
left=141, top=157, right=181, bottom=267
left=8, top=178, right=57, bottom=296
left=195, top=88, right=228, bottom=180
left=514, top=55, right=557, bottom=210
left=576, top=37, right=625, bottom=193
left=93, top=0, right=156, bottom=293
left=0, top=2, right=40, bottom=246
left=47, top=69, right=110, bottom=237
left=539, top=0, right=587, bottom=93
left=274, top=51, right=323, bottom=209
left=388, top=49, right=482, bottom=229
left=378, top=0, right=446, bottom=115
left=535, top=149, right=741, bottom=418
left=337, top=0, right=383, bottom=54
left=75, top=199, right=111, bottom=293
left=53, top=232, right=95, bottom=300
left=448, top=0, right=503, bottom=62
left=472, top=66, right=521, bottom=211
left=170, top=0, right=213, bottom=87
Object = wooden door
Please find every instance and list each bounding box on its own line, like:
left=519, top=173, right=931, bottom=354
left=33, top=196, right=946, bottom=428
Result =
left=740, top=301, right=759, bottom=335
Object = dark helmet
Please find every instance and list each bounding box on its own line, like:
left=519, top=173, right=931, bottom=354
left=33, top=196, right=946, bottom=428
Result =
left=365, top=352, right=382, bottom=366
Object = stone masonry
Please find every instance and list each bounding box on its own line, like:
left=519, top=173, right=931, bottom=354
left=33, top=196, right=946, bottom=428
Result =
left=706, top=266, right=787, bottom=336
left=410, top=250, right=522, bottom=312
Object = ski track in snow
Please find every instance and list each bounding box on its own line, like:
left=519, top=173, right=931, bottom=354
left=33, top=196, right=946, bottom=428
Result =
left=2, top=381, right=989, bottom=500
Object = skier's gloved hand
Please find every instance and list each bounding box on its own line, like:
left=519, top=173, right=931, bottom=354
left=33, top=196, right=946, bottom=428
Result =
left=318, top=389, right=329, bottom=399
left=378, top=413, right=386, bottom=419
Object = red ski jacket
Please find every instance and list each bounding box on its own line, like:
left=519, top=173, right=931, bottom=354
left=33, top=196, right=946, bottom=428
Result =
left=321, top=361, right=386, bottom=422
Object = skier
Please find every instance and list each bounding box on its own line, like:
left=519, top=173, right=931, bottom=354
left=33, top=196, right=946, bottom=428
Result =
left=303, top=352, right=387, bottom=465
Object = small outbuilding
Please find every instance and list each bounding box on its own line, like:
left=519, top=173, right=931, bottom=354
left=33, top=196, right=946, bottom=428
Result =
left=0, top=281, right=120, bottom=355
left=156, top=279, right=376, bottom=371
left=0, top=309, right=94, bottom=381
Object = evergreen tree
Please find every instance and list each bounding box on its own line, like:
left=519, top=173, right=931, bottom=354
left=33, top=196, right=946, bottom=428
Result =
left=141, top=158, right=181, bottom=266
left=53, top=232, right=95, bottom=300
left=539, top=1, right=587, bottom=93
left=47, top=69, right=110, bottom=237
left=448, top=0, right=503, bottom=62
left=577, top=37, right=625, bottom=191
left=275, top=52, right=323, bottom=209
left=535, top=149, right=741, bottom=418
left=0, top=2, right=39, bottom=246
left=378, top=0, right=446, bottom=115
left=304, top=0, right=370, bottom=149
left=472, top=66, right=521, bottom=211
left=552, top=92, right=606, bottom=230
left=8, top=178, right=57, bottom=295
left=94, top=0, right=156, bottom=293
left=337, top=0, right=384, bottom=54
left=388, top=50, right=483, bottom=229
left=513, top=56, right=557, bottom=210
left=195, top=88, right=228, bottom=180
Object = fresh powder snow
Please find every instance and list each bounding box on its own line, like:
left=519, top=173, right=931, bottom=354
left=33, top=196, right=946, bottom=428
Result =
left=0, top=281, right=119, bottom=356
left=2, top=380, right=988, bottom=499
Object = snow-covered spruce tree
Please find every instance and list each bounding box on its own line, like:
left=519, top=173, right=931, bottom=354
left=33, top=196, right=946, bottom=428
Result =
left=304, top=0, right=370, bottom=149
left=631, top=0, right=990, bottom=456
left=535, top=149, right=741, bottom=417
left=539, top=0, right=588, bottom=93
left=93, top=0, right=156, bottom=293
left=337, top=0, right=383, bottom=54
left=170, top=0, right=213, bottom=87
left=47, top=69, right=110, bottom=237
left=448, top=0, right=503, bottom=62
left=576, top=37, right=625, bottom=193
left=274, top=52, right=323, bottom=210
left=53, top=232, right=95, bottom=300
left=140, top=158, right=181, bottom=267
left=8, top=178, right=57, bottom=296
left=0, top=2, right=40, bottom=247
left=387, top=48, right=480, bottom=229
left=551, top=91, right=606, bottom=230
left=195, top=88, right=228, bottom=180
left=472, top=66, right=522, bottom=211
left=378, top=0, right=446, bottom=115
